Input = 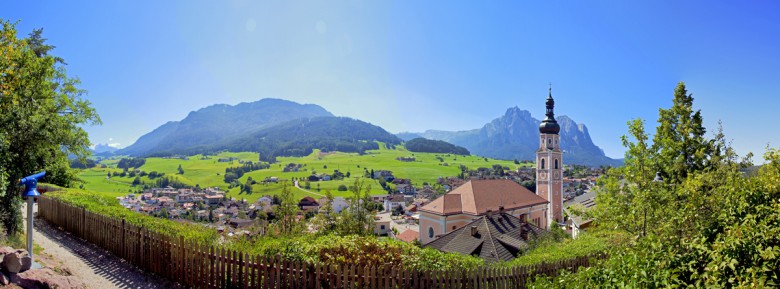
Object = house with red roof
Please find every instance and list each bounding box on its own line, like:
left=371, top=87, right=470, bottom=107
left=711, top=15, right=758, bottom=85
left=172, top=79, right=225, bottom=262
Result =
left=418, top=179, right=548, bottom=244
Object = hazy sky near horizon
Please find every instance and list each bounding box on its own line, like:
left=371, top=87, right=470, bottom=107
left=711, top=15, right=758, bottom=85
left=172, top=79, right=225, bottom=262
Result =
left=4, top=1, right=779, bottom=159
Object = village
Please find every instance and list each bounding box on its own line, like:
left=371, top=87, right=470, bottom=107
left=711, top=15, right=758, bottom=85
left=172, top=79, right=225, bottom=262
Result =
left=117, top=160, right=604, bottom=245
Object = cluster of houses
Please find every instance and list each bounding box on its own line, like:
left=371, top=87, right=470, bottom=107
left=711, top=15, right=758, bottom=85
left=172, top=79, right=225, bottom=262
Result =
left=117, top=187, right=227, bottom=214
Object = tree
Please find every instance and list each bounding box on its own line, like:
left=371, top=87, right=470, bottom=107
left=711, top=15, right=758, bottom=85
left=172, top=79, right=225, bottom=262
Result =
left=333, top=178, right=374, bottom=236
left=132, top=177, right=141, bottom=186
left=273, top=182, right=300, bottom=236
left=177, top=164, right=184, bottom=175
left=0, top=21, right=100, bottom=234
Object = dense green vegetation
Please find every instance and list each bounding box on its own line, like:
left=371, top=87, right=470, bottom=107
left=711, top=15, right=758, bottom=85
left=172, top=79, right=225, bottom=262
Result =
left=510, top=230, right=628, bottom=266
left=530, top=82, right=780, bottom=288
left=0, top=21, right=100, bottom=234
left=405, top=138, right=470, bottom=155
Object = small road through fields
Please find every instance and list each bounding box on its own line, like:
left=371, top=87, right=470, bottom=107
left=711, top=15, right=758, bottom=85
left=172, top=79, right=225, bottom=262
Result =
left=294, top=180, right=325, bottom=197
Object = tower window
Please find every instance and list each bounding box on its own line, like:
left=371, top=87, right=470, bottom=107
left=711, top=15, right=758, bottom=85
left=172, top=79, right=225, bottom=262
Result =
left=555, top=159, right=559, bottom=169
left=428, top=227, right=434, bottom=238
left=540, top=158, right=545, bottom=170
left=548, top=139, right=551, bottom=144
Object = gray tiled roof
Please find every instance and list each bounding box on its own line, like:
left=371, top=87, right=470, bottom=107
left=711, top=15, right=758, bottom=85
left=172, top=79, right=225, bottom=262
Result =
left=425, top=213, right=547, bottom=263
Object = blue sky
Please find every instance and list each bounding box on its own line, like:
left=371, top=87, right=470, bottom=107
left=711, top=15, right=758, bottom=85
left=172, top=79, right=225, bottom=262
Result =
left=4, top=1, right=779, bottom=159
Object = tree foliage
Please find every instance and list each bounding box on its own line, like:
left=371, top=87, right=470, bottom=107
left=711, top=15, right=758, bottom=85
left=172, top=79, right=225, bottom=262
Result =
left=116, top=157, right=146, bottom=169
left=331, top=178, right=375, bottom=236
left=271, top=182, right=302, bottom=236
left=0, top=20, right=100, bottom=234
left=405, top=138, right=470, bottom=155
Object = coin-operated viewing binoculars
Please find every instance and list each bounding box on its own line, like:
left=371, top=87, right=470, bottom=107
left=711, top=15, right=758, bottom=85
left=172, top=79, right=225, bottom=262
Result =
left=19, top=171, right=45, bottom=267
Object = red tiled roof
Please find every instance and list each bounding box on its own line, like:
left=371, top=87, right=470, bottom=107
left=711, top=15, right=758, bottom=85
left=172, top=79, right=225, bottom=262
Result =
left=396, top=230, right=419, bottom=243
left=420, top=179, right=547, bottom=216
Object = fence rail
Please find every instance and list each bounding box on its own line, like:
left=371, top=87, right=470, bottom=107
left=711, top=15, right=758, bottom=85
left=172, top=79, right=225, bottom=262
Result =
left=38, top=196, right=599, bottom=289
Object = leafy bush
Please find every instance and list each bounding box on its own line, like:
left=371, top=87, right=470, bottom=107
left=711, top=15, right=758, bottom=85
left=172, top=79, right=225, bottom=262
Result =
left=509, top=230, right=627, bottom=266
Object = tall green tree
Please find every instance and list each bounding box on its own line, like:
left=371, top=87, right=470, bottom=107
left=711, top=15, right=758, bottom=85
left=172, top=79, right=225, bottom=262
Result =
left=653, top=82, right=717, bottom=184
left=0, top=20, right=100, bottom=234
left=334, top=178, right=374, bottom=236
left=272, top=182, right=300, bottom=236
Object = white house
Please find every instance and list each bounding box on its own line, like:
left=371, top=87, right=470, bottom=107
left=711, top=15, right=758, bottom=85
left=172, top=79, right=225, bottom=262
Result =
left=319, top=196, right=349, bottom=213
left=383, top=194, right=407, bottom=212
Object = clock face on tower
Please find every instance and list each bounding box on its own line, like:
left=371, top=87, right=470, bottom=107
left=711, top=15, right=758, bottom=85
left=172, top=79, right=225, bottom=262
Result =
left=540, top=172, right=547, bottom=180
left=554, top=171, right=559, bottom=180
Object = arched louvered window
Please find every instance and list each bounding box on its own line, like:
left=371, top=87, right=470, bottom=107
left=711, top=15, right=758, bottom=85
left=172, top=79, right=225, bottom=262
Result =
left=541, top=158, right=546, bottom=170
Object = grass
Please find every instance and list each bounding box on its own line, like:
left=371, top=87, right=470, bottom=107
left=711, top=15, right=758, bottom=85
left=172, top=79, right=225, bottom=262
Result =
left=78, top=145, right=531, bottom=202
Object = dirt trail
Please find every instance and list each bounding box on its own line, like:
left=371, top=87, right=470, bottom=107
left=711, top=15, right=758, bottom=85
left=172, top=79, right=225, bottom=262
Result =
left=24, top=203, right=181, bottom=289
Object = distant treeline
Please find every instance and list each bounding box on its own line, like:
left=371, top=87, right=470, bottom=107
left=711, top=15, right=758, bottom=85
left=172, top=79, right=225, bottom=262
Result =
left=69, top=158, right=97, bottom=169
left=223, top=161, right=271, bottom=183
left=405, top=138, right=470, bottom=155
left=154, top=176, right=187, bottom=189
left=117, top=157, right=146, bottom=169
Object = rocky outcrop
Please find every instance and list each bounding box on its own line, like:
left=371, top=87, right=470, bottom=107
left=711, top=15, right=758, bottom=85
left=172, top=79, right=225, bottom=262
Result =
left=2, top=249, right=31, bottom=274
left=0, top=248, right=85, bottom=289
left=11, top=268, right=86, bottom=289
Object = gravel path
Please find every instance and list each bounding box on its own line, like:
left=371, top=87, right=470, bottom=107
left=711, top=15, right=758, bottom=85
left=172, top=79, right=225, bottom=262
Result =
left=24, top=203, right=182, bottom=289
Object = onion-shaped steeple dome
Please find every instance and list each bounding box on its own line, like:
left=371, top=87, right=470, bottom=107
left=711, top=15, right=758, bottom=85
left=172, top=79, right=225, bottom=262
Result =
left=539, top=85, right=560, bottom=134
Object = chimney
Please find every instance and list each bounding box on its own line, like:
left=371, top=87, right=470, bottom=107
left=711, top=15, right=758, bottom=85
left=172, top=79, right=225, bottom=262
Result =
left=499, top=206, right=505, bottom=215
left=486, top=209, right=493, bottom=218
left=470, top=226, right=478, bottom=236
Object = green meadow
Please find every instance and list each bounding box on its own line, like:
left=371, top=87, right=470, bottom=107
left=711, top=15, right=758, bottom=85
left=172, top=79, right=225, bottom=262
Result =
left=79, top=145, right=530, bottom=203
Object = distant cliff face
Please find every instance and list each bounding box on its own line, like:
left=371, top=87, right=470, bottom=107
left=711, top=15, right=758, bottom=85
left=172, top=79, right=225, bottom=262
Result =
left=412, top=107, right=622, bottom=166
left=118, top=98, right=333, bottom=156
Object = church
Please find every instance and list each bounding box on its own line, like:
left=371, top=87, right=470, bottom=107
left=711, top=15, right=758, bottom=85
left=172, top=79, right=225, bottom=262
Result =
left=419, top=88, right=564, bottom=245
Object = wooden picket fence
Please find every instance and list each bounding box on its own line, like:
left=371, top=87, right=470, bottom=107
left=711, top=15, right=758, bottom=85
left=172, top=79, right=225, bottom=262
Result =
left=37, top=196, right=601, bottom=289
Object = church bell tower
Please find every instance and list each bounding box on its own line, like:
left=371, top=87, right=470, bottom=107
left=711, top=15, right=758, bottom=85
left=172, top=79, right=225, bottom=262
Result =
left=536, top=85, right=563, bottom=229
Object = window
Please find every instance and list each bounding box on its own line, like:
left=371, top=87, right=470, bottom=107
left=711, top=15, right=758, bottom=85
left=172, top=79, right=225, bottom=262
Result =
left=428, top=227, right=434, bottom=238
left=554, top=159, right=559, bottom=169
left=540, top=158, right=545, bottom=170
left=452, top=225, right=456, bottom=230
left=548, top=139, right=552, bottom=144
left=380, top=225, right=385, bottom=230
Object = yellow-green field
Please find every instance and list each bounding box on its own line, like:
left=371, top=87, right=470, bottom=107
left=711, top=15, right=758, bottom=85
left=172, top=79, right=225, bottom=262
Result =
left=78, top=145, right=529, bottom=202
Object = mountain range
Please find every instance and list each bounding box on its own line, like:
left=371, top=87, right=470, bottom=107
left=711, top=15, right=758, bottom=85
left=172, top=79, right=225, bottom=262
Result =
left=116, top=99, right=401, bottom=160
left=114, top=98, right=621, bottom=166
left=398, top=107, right=622, bottom=166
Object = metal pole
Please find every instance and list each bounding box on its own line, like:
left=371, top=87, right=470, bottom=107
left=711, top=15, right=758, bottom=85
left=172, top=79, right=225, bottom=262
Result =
left=26, top=197, right=34, bottom=263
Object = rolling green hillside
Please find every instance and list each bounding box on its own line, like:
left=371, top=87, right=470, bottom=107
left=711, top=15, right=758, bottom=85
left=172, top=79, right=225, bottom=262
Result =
left=78, top=144, right=529, bottom=202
